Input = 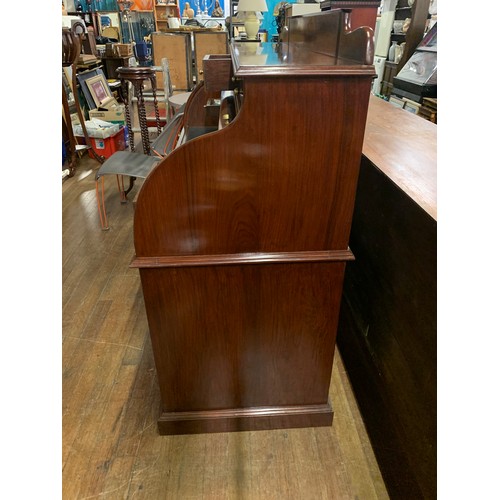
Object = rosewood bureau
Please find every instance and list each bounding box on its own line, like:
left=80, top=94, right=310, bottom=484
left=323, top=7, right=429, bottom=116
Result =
left=131, top=9, right=376, bottom=435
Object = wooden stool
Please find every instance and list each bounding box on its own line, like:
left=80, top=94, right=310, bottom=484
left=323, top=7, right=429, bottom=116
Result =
left=117, top=66, right=162, bottom=156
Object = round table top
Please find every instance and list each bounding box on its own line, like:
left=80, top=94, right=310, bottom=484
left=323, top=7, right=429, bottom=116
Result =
left=116, top=66, right=156, bottom=80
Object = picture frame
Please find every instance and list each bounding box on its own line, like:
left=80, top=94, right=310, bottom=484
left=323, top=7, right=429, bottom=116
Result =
left=86, top=74, right=113, bottom=109
left=389, top=95, right=405, bottom=108
left=403, top=97, right=421, bottom=114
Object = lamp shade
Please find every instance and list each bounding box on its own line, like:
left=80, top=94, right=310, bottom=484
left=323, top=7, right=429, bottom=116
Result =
left=238, top=0, right=268, bottom=12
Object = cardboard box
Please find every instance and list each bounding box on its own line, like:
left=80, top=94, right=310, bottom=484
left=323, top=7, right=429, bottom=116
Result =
left=89, top=102, right=126, bottom=125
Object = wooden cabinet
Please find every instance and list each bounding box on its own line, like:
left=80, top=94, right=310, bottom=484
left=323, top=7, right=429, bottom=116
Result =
left=153, top=1, right=180, bottom=31
left=131, top=9, right=376, bottom=435
left=193, top=31, right=228, bottom=83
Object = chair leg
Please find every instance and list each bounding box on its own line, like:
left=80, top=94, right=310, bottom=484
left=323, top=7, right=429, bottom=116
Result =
left=95, top=178, right=109, bottom=231
left=116, top=175, right=127, bottom=204
left=124, top=176, right=136, bottom=197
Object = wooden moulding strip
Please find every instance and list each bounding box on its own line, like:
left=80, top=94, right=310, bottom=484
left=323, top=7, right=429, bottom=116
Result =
left=130, top=249, right=355, bottom=268
left=157, top=402, right=334, bottom=435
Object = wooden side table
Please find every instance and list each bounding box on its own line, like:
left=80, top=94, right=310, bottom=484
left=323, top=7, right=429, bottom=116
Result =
left=116, top=66, right=162, bottom=156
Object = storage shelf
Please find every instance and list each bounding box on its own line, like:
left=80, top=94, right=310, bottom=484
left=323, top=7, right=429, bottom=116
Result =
left=154, top=0, right=180, bottom=32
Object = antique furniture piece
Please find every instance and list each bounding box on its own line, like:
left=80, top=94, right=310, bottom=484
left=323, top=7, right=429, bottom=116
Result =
left=101, top=54, right=132, bottom=79
left=193, top=31, right=229, bottom=83
left=94, top=108, right=185, bottom=230
left=131, top=9, right=376, bottom=435
left=116, top=66, right=162, bottom=155
left=337, top=95, right=436, bottom=498
left=62, top=27, right=105, bottom=175
left=93, top=66, right=173, bottom=230
left=62, top=28, right=82, bottom=176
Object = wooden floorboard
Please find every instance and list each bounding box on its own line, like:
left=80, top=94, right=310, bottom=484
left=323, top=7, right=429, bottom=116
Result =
left=62, top=155, right=389, bottom=500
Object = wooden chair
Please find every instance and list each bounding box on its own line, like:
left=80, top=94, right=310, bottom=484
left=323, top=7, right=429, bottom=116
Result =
left=94, top=80, right=209, bottom=230
left=94, top=109, right=185, bottom=230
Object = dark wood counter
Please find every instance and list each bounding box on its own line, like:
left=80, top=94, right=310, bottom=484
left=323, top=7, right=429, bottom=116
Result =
left=338, top=95, right=437, bottom=499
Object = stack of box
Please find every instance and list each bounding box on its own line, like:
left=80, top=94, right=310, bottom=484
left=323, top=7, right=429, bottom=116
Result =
left=418, top=98, right=437, bottom=124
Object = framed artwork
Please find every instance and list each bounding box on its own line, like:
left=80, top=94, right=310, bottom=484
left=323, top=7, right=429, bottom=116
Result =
left=389, top=95, right=404, bottom=109
left=403, top=98, right=421, bottom=115
left=86, top=74, right=113, bottom=108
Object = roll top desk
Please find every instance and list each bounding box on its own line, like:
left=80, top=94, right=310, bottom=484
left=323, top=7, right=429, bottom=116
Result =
left=131, top=9, right=376, bottom=435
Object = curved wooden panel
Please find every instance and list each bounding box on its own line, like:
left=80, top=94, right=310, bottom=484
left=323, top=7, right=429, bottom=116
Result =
left=134, top=75, right=373, bottom=257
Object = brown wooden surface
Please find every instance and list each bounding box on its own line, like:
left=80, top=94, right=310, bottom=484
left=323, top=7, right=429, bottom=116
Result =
left=62, top=154, right=389, bottom=498
left=338, top=96, right=437, bottom=498
left=363, top=94, right=437, bottom=220
left=152, top=32, right=193, bottom=91
left=285, top=10, right=374, bottom=65
left=193, top=31, right=229, bottom=83
left=134, top=75, right=373, bottom=257
left=133, top=14, right=375, bottom=435
left=320, top=1, right=380, bottom=31
left=202, top=54, right=234, bottom=92
left=139, top=261, right=346, bottom=433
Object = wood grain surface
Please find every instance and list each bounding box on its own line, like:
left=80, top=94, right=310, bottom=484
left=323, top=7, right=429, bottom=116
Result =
left=62, top=155, right=389, bottom=499
left=338, top=142, right=436, bottom=497
left=133, top=27, right=375, bottom=433
left=362, top=95, right=437, bottom=220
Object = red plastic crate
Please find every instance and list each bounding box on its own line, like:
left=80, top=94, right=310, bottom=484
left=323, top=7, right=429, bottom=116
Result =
left=77, top=127, right=126, bottom=160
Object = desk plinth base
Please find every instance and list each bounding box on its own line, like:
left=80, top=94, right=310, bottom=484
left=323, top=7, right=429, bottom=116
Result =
left=157, top=402, right=334, bottom=435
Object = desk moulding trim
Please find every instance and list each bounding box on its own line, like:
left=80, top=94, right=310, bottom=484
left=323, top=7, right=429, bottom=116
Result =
left=130, top=249, right=355, bottom=268
left=157, top=402, right=334, bottom=435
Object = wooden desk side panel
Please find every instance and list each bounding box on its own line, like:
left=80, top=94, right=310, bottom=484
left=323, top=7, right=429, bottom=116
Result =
left=134, top=76, right=373, bottom=257
left=138, top=261, right=346, bottom=432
